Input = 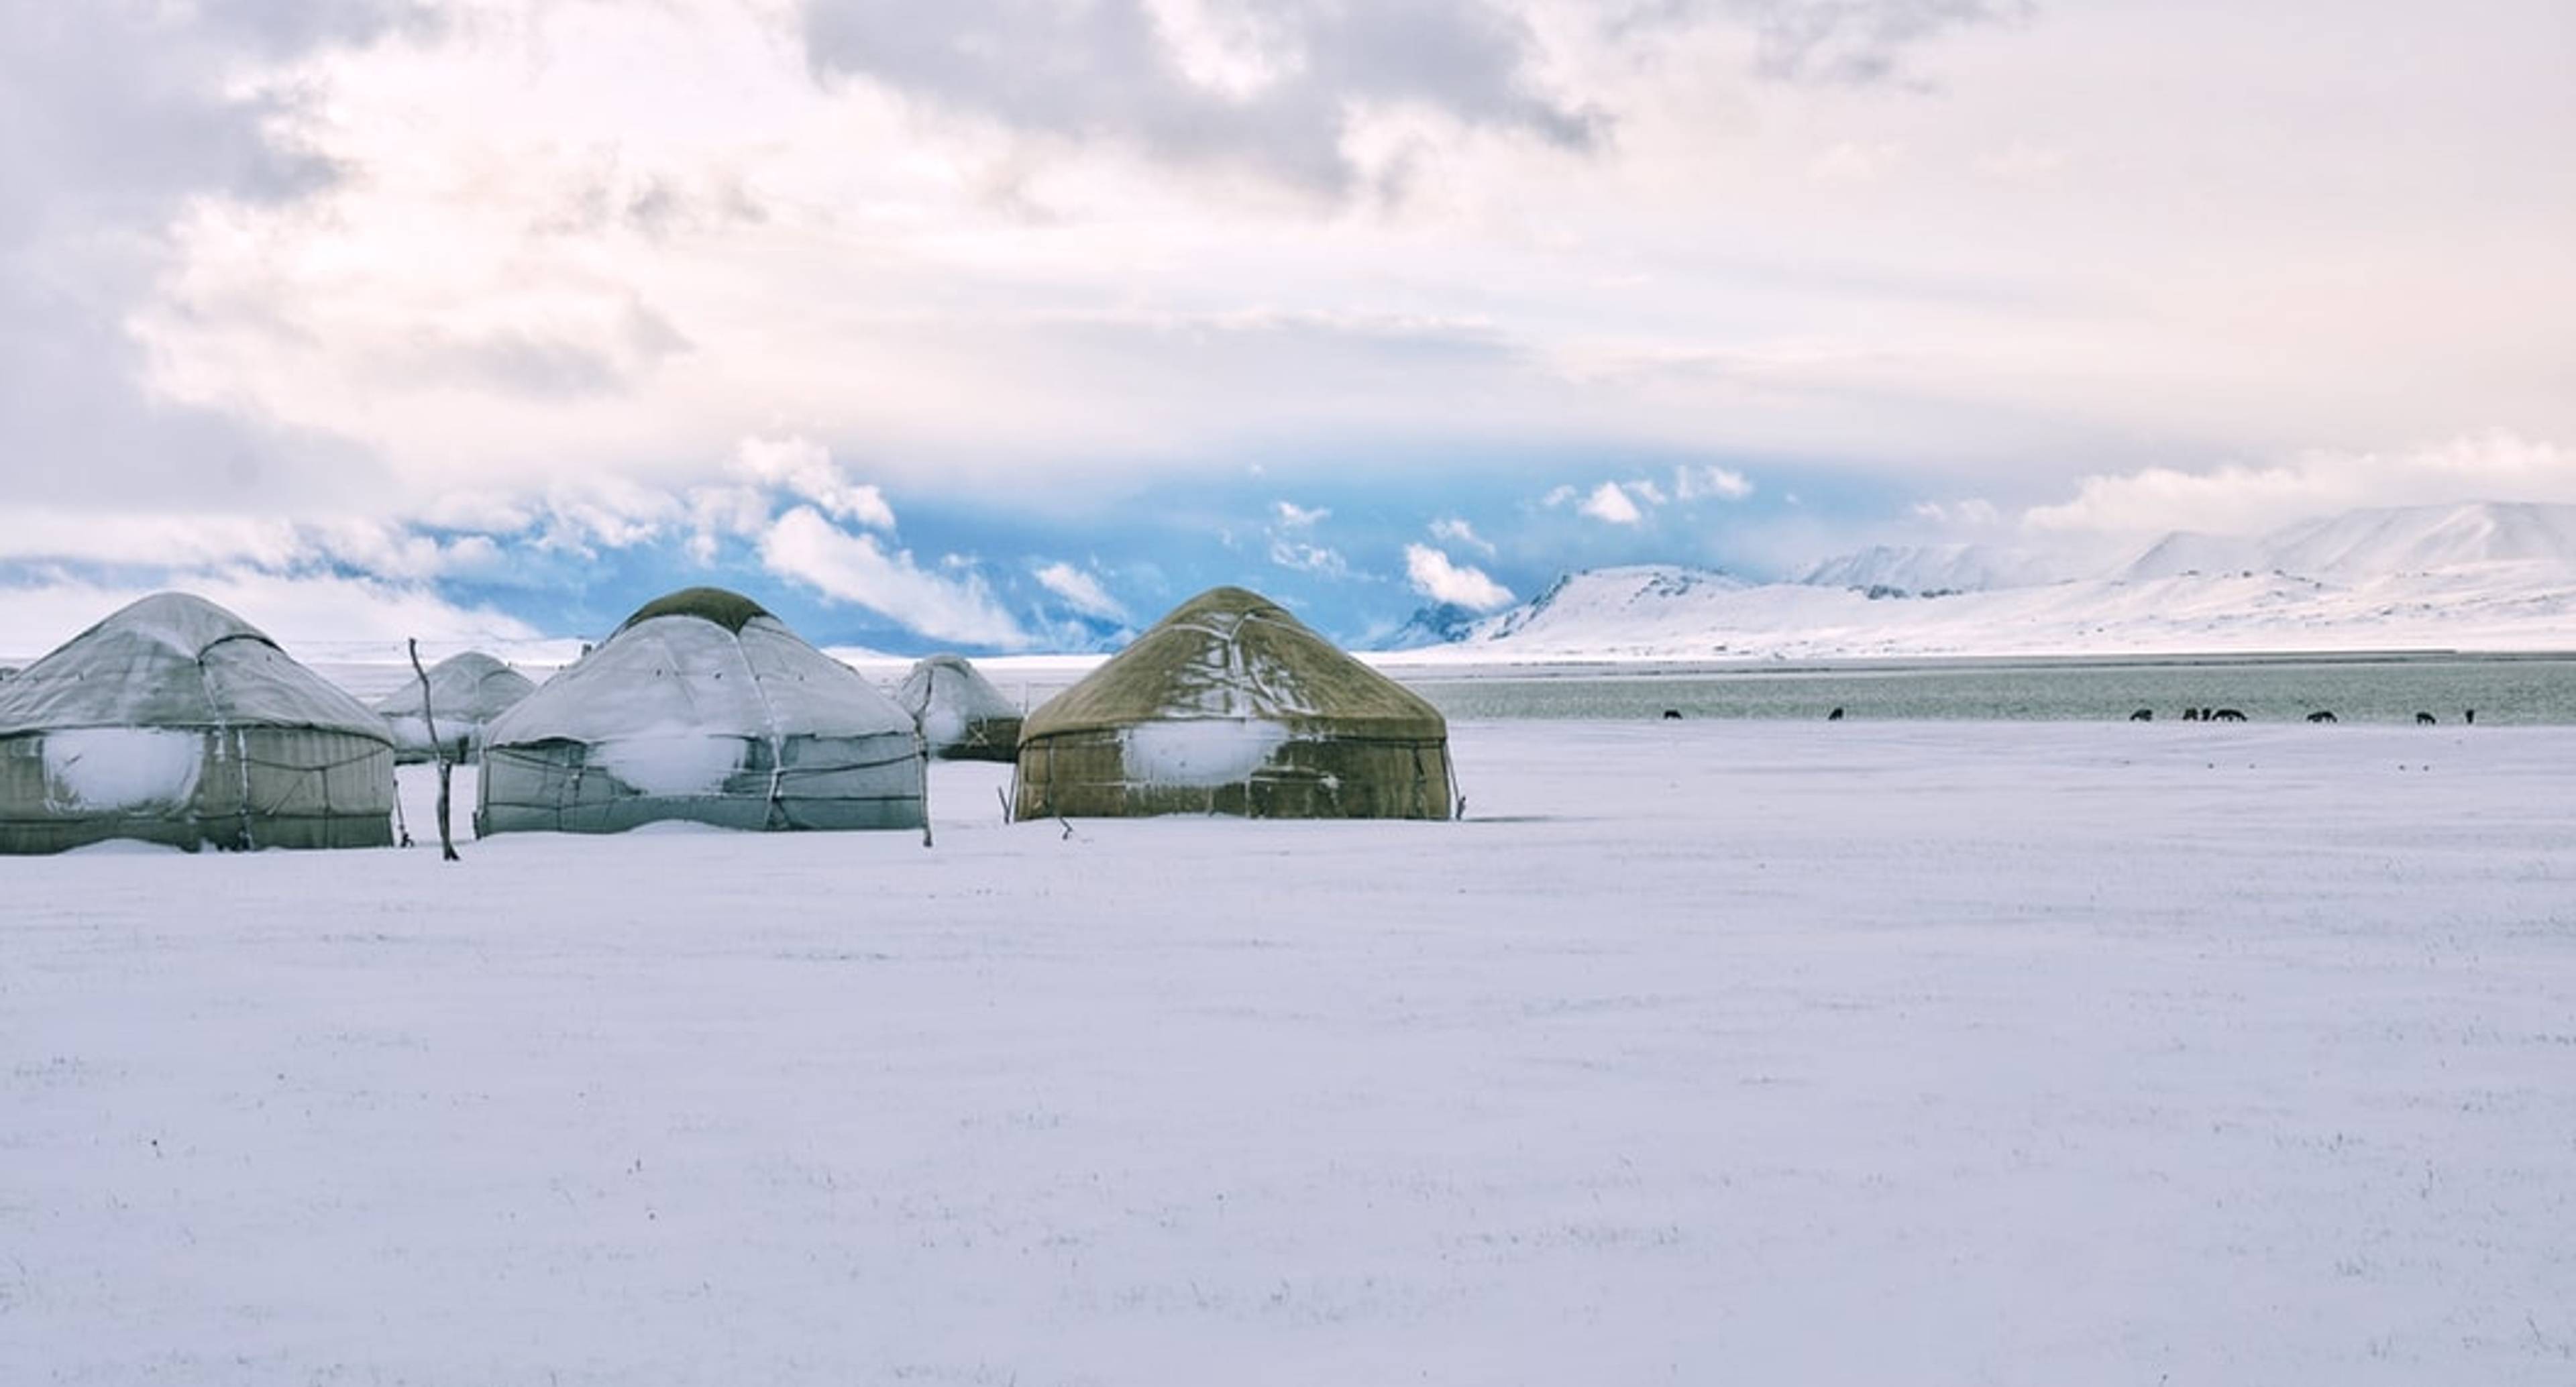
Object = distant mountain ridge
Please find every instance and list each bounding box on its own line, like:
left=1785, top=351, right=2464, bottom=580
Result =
left=1382, top=502, right=2576, bottom=660
left=1796, top=543, right=2063, bottom=595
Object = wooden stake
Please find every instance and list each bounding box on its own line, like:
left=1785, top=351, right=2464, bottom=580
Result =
left=408, top=639, right=459, bottom=863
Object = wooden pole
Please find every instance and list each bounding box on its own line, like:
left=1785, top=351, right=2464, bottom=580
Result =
left=407, top=639, right=459, bottom=863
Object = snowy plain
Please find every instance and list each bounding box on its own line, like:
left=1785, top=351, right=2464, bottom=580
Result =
left=5, top=720, right=2575, bottom=1384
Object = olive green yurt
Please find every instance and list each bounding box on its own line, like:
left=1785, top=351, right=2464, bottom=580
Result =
left=372, top=651, right=537, bottom=764
left=1013, top=586, right=1453, bottom=820
left=0, top=593, right=396, bottom=854
left=896, top=653, right=1022, bottom=761
left=477, top=588, right=926, bottom=834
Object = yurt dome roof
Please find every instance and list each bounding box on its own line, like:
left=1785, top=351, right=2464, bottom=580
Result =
left=372, top=651, right=537, bottom=722
left=1022, top=586, right=1442, bottom=742
left=616, top=586, right=774, bottom=634
left=0, top=592, right=389, bottom=740
left=485, top=588, right=910, bottom=748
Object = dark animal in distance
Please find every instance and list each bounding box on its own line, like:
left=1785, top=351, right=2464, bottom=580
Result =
left=2306, top=711, right=2337, bottom=724
left=1827, top=708, right=1845, bottom=721
left=2464, top=709, right=2476, bottom=725
left=2416, top=712, right=2437, bottom=725
left=2181, top=708, right=2200, bottom=722
left=2129, top=708, right=2153, bottom=721
left=2211, top=708, right=2246, bottom=722
left=1660, top=709, right=1682, bottom=720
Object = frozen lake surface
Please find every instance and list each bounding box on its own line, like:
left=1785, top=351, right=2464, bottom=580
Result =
left=5, top=721, right=2574, bottom=1383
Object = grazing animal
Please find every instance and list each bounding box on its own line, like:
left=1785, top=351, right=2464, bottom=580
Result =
left=2306, top=710, right=2337, bottom=724
left=2129, top=708, right=2153, bottom=722
left=2211, top=708, right=2246, bottom=722
left=1660, top=709, right=1682, bottom=721
left=2181, top=708, right=2200, bottom=722
left=2415, top=712, right=2436, bottom=725
left=2464, top=708, right=2476, bottom=725
left=1826, top=707, right=1845, bottom=721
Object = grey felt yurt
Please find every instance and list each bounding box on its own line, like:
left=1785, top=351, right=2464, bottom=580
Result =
left=1013, top=586, right=1454, bottom=820
left=0, top=593, right=396, bottom=854
left=895, top=654, right=1022, bottom=762
left=477, top=588, right=926, bottom=834
left=372, top=651, right=536, bottom=764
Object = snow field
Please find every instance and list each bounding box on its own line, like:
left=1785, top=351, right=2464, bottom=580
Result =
left=4, top=720, right=2573, bottom=1384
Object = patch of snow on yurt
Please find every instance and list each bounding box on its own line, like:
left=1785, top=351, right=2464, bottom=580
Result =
left=1120, top=720, right=1293, bottom=787
left=591, top=732, right=745, bottom=797
left=919, top=704, right=967, bottom=749
left=40, top=728, right=203, bottom=812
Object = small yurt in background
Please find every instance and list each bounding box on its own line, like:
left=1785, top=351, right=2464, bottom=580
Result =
left=373, top=651, right=536, bottom=763
left=1013, top=586, right=1453, bottom=820
left=478, top=587, right=926, bottom=834
left=0, top=593, right=396, bottom=853
left=896, top=654, right=1022, bottom=761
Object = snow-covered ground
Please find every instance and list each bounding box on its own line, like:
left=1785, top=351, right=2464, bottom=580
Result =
left=7, top=722, right=2575, bottom=1384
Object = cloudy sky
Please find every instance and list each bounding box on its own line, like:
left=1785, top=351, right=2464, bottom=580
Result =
left=3, top=0, right=2571, bottom=655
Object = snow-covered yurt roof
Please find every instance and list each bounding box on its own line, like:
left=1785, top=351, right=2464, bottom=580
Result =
left=0, top=592, right=390, bottom=740
left=372, top=652, right=536, bottom=724
left=1022, top=586, right=1444, bottom=742
left=482, top=587, right=914, bottom=746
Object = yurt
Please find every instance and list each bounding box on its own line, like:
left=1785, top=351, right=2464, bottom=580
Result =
left=895, top=654, right=1022, bottom=761
left=478, top=587, right=926, bottom=834
left=0, top=593, right=396, bottom=853
left=372, top=651, right=536, bottom=763
left=1013, top=586, right=1454, bottom=820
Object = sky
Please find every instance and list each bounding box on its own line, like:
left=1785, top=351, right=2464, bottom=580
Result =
left=2, top=0, right=2571, bottom=657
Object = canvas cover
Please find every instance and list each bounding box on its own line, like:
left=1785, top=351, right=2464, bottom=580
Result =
left=0, top=593, right=395, bottom=853
left=373, top=651, right=537, bottom=763
left=896, top=654, right=1022, bottom=761
left=478, top=588, right=926, bottom=834
left=1014, top=586, right=1454, bottom=820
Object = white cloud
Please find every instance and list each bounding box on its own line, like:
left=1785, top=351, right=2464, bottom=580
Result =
left=530, top=480, right=680, bottom=557
left=1805, top=140, right=1904, bottom=186
left=1540, top=485, right=1577, bottom=508
left=2023, top=433, right=2576, bottom=536
left=1428, top=516, right=1494, bottom=555
left=1403, top=544, right=1513, bottom=612
left=1269, top=538, right=1350, bottom=576
left=1625, top=478, right=1669, bottom=506
left=1033, top=561, right=1128, bottom=621
left=1578, top=481, right=1644, bottom=525
left=683, top=484, right=773, bottom=564
left=1274, top=500, right=1330, bottom=528
left=1911, top=498, right=2003, bottom=529
left=0, top=571, right=543, bottom=663
left=1974, top=140, right=2067, bottom=182
left=1674, top=465, right=1755, bottom=501
left=733, top=435, right=895, bottom=531
left=757, top=506, right=1030, bottom=648
left=0, top=511, right=503, bottom=581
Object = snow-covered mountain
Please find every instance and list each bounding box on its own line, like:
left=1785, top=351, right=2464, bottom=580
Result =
left=1464, top=566, right=1753, bottom=650
left=1796, top=543, right=2065, bottom=595
left=1393, top=502, right=2576, bottom=661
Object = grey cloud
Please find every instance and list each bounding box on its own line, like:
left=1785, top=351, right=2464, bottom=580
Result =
left=0, top=4, right=423, bottom=510
left=1633, top=0, right=2033, bottom=85
left=370, top=300, right=696, bottom=400
left=800, top=0, right=1599, bottom=195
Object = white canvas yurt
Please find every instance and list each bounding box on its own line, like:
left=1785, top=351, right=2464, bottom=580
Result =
left=372, top=651, right=536, bottom=763
left=894, top=654, right=1022, bottom=761
left=477, top=588, right=926, bottom=834
left=0, top=593, right=396, bottom=854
